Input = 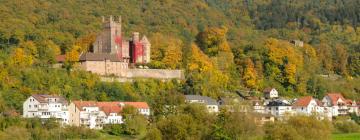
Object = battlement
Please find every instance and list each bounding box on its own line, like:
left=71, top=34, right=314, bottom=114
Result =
left=102, top=15, right=121, bottom=23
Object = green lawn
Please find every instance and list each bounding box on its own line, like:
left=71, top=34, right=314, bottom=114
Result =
left=332, top=133, right=360, bottom=140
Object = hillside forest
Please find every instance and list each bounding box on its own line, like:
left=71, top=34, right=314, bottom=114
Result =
left=0, top=0, right=360, bottom=139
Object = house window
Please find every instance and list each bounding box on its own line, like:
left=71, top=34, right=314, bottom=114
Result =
left=29, top=105, right=31, bottom=108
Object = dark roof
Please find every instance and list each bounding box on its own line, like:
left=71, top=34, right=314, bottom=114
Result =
left=79, top=53, right=122, bottom=62
left=266, top=100, right=291, bottom=106
left=32, top=94, right=68, bottom=104
left=185, top=95, right=218, bottom=105
left=263, top=88, right=275, bottom=94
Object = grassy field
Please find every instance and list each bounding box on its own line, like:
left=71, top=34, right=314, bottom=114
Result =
left=332, top=133, right=360, bottom=140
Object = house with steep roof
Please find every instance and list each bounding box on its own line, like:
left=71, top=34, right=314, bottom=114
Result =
left=263, top=88, right=278, bottom=99
left=265, top=99, right=293, bottom=118
left=185, top=95, right=219, bottom=113
left=23, top=94, right=69, bottom=125
left=68, top=101, right=150, bottom=129
left=292, top=96, right=331, bottom=120
left=322, top=93, right=357, bottom=117
left=293, top=96, right=323, bottom=115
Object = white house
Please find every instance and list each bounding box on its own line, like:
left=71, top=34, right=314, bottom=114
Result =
left=185, top=95, right=219, bottom=113
left=23, top=94, right=69, bottom=125
left=263, top=88, right=278, bottom=99
left=69, top=101, right=150, bottom=129
left=293, top=96, right=323, bottom=115
left=292, top=96, right=331, bottom=120
left=265, top=99, right=293, bottom=118
left=347, top=100, right=358, bottom=115
left=322, top=93, right=353, bottom=117
left=121, top=102, right=150, bottom=116
left=253, top=100, right=265, bottom=113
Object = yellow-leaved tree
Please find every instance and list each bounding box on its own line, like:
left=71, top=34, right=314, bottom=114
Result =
left=242, top=58, right=257, bottom=89
left=64, top=45, right=81, bottom=70
left=9, top=48, right=34, bottom=67
left=196, top=27, right=234, bottom=72
left=187, top=44, right=214, bottom=72
left=265, top=38, right=303, bottom=86
left=162, top=39, right=183, bottom=69
left=149, top=33, right=183, bottom=69
left=186, top=44, right=229, bottom=98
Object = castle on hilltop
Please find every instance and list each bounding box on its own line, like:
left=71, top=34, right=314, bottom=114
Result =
left=91, top=15, right=150, bottom=64
left=56, top=15, right=183, bottom=80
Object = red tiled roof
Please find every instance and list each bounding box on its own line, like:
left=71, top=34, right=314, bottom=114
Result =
left=346, top=99, right=354, bottom=105
left=97, top=102, right=122, bottom=115
left=73, top=101, right=97, bottom=110
left=72, top=101, right=149, bottom=115
left=56, top=55, right=66, bottom=62
left=316, top=99, right=323, bottom=107
left=32, top=94, right=68, bottom=104
left=293, top=96, right=313, bottom=107
left=123, top=102, right=149, bottom=109
left=326, top=93, right=346, bottom=105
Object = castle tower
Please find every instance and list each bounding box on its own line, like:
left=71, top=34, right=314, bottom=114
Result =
left=141, top=36, right=151, bottom=63
left=93, top=15, right=122, bottom=54
left=131, top=32, right=143, bottom=63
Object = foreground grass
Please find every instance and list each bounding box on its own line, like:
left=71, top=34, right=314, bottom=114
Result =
left=332, top=133, right=360, bottom=140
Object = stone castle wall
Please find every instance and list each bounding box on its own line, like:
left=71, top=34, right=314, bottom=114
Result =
left=120, top=69, right=184, bottom=79
left=80, top=60, right=183, bottom=80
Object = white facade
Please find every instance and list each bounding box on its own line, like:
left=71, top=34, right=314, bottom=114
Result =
left=322, top=95, right=347, bottom=116
left=23, top=95, right=69, bottom=125
left=264, top=88, right=278, bottom=99
left=253, top=102, right=265, bottom=113
left=185, top=95, right=219, bottom=113
left=265, top=105, right=293, bottom=117
left=137, top=108, right=151, bottom=116
left=69, top=101, right=150, bottom=129
left=206, top=105, right=219, bottom=113
left=79, top=106, right=107, bottom=129
left=293, top=100, right=323, bottom=115
left=104, top=113, right=123, bottom=124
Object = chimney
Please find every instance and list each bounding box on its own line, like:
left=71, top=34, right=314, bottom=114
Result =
left=133, top=32, right=140, bottom=42
left=118, top=15, right=122, bottom=23
left=102, top=16, right=105, bottom=22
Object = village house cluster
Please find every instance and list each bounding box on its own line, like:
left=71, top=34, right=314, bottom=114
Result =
left=254, top=88, right=359, bottom=120
left=23, top=94, right=150, bottom=129
left=185, top=88, right=359, bottom=122
left=23, top=89, right=359, bottom=129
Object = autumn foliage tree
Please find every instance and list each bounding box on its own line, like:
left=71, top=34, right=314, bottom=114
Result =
left=264, top=38, right=303, bottom=87
left=242, top=58, right=257, bottom=89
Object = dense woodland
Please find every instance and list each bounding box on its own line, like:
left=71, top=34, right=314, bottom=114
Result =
left=0, top=0, right=360, bottom=139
